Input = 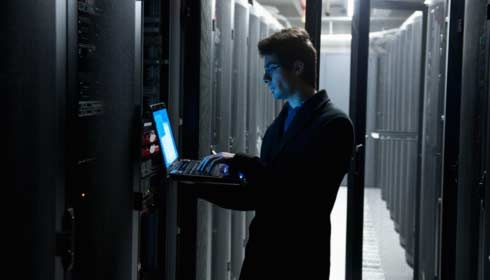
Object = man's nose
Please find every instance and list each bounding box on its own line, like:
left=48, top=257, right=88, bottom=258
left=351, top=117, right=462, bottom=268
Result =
left=263, top=73, right=271, bottom=84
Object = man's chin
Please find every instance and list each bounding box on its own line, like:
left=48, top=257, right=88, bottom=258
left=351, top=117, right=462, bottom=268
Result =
left=271, top=92, right=284, bottom=100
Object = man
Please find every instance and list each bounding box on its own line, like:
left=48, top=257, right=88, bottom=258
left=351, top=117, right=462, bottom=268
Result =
left=196, top=27, right=354, bottom=279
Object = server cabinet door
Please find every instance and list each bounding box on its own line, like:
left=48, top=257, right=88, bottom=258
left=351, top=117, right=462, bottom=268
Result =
left=66, top=0, right=140, bottom=279
left=5, top=0, right=66, bottom=279
left=230, top=2, right=249, bottom=279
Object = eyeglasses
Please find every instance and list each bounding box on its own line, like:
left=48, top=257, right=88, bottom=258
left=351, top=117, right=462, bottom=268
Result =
left=264, top=63, right=281, bottom=76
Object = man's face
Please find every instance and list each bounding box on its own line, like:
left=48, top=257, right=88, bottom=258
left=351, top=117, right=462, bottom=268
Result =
left=263, top=54, right=295, bottom=100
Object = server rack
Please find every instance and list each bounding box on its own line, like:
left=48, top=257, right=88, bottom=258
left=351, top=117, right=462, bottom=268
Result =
left=484, top=79, right=490, bottom=278
left=407, top=16, right=423, bottom=266
left=231, top=0, right=250, bottom=156
left=369, top=15, right=422, bottom=267
left=258, top=19, right=269, bottom=137
left=346, top=0, right=371, bottom=276
left=416, top=2, right=447, bottom=279
left=479, top=7, right=490, bottom=276
left=245, top=4, right=261, bottom=244
left=266, top=26, right=282, bottom=127
left=196, top=0, right=215, bottom=278
left=456, top=0, right=490, bottom=279
left=482, top=5, right=490, bottom=268
left=364, top=50, right=378, bottom=190
left=7, top=0, right=169, bottom=279
left=246, top=10, right=261, bottom=157
left=5, top=1, right=64, bottom=279
left=399, top=25, right=408, bottom=247
left=137, top=0, right=176, bottom=279
left=189, top=2, right=285, bottom=280
left=388, top=35, right=397, bottom=218
left=439, top=0, right=465, bottom=277
left=329, top=0, right=490, bottom=278
left=393, top=27, right=403, bottom=233
left=365, top=3, right=427, bottom=277
left=230, top=2, right=250, bottom=279
left=211, top=1, right=234, bottom=279
left=65, top=0, right=142, bottom=279
left=483, top=4, right=490, bottom=273
left=66, top=1, right=104, bottom=277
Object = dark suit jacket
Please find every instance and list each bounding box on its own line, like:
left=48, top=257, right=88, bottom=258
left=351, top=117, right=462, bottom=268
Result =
left=196, top=90, right=354, bottom=279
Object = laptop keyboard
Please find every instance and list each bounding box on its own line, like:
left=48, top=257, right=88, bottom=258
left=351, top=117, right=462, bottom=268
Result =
left=168, top=159, right=245, bottom=183
left=170, top=160, right=208, bottom=176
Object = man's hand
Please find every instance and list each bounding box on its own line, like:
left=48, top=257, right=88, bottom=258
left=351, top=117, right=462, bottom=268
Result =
left=197, top=151, right=235, bottom=174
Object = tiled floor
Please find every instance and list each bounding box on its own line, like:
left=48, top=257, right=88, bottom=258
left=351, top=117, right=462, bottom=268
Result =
left=330, top=187, right=413, bottom=280
left=330, top=187, right=348, bottom=280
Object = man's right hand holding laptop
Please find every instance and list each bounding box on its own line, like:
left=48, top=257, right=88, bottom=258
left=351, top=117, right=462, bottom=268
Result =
left=198, top=150, right=236, bottom=176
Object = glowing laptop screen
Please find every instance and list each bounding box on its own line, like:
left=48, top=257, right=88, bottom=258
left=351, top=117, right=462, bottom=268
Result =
left=152, top=108, right=179, bottom=168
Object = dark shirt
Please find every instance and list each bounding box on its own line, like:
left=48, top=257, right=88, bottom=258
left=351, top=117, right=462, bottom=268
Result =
left=283, top=105, right=300, bottom=133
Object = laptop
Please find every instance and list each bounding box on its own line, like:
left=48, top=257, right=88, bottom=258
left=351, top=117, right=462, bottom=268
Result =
left=150, top=102, right=246, bottom=185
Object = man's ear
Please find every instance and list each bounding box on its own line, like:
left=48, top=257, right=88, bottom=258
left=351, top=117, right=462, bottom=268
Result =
left=293, top=60, right=304, bottom=76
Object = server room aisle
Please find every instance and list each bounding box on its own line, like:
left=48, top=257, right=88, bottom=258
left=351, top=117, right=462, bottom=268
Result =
left=330, top=186, right=348, bottom=280
left=365, top=188, right=412, bottom=280
left=331, top=187, right=412, bottom=280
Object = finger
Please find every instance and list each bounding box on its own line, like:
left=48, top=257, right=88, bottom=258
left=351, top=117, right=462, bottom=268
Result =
left=198, top=154, right=216, bottom=172
left=205, top=157, right=218, bottom=174
left=196, top=156, right=208, bottom=172
left=202, top=155, right=222, bottom=173
left=206, top=156, right=223, bottom=174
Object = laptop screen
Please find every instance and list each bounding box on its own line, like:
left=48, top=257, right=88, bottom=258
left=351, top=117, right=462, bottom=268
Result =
left=152, top=108, right=179, bottom=168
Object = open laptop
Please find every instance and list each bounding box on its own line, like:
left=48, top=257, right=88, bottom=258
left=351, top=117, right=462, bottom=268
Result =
left=150, top=102, right=246, bottom=185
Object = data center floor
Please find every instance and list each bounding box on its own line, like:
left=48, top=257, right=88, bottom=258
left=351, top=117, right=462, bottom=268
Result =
left=330, top=187, right=413, bottom=280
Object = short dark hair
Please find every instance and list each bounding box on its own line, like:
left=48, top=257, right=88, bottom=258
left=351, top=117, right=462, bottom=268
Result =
left=258, top=27, right=317, bottom=88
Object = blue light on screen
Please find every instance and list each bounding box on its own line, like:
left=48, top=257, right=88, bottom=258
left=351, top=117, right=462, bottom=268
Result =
left=153, top=108, right=179, bottom=168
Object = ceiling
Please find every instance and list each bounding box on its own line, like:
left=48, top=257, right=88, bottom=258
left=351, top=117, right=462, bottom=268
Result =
left=255, top=0, right=425, bottom=34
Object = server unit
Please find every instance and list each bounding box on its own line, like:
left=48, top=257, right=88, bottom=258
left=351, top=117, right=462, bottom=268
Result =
left=245, top=4, right=262, bottom=243
left=247, top=9, right=262, bottom=157
left=418, top=2, right=447, bottom=279
left=196, top=0, right=215, bottom=277
left=483, top=4, right=490, bottom=271
left=230, top=1, right=250, bottom=279
left=456, top=0, right=490, bottom=279
left=484, top=85, right=490, bottom=278
left=195, top=0, right=216, bottom=278
left=6, top=0, right=65, bottom=278
left=211, top=1, right=234, bottom=279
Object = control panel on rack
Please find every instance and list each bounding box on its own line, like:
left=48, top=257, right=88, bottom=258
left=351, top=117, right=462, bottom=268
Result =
left=68, top=0, right=104, bottom=200
left=139, top=118, right=163, bottom=212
